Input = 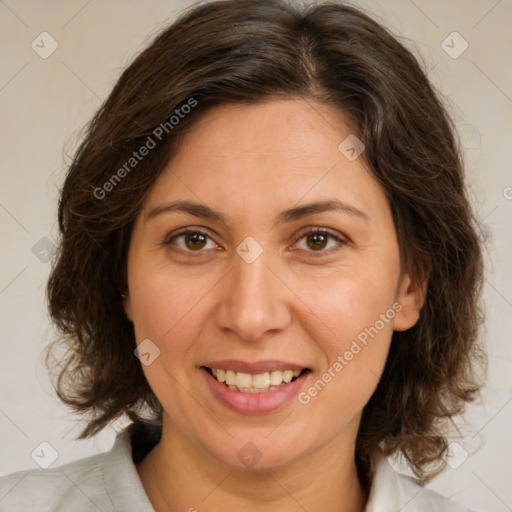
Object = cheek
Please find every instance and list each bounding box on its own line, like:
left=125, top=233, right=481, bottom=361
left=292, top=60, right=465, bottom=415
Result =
left=293, top=270, right=397, bottom=414
left=128, top=265, right=219, bottom=366
left=294, top=268, right=399, bottom=345
left=127, top=226, right=207, bottom=319
left=129, top=273, right=211, bottom=414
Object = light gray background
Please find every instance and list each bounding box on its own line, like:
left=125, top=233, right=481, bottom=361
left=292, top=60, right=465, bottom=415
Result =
left=1, top=0, right=511, bottom=510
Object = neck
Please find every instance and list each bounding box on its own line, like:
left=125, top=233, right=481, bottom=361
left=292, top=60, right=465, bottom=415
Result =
left=137, top=416, right=368, bottom=512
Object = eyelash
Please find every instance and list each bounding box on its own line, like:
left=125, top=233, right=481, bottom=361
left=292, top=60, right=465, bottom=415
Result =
left=163, top=226, right=346, bottom=256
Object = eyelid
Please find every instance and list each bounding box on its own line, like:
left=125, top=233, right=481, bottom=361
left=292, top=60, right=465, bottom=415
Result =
left=163, top=225, right=347, bottom=255
left=163, top=226, right=219, bottom=252
left=290, top=226, right=347, bottom=254
left=293, top=225, right=345, bottom=241
left=164, top=225, right=212, bottom=243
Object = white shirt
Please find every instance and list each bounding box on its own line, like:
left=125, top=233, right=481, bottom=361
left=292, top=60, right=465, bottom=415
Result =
left=0, top=421, right=473, bottom=511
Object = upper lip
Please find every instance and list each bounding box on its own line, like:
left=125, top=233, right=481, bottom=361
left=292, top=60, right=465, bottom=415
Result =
left=202, top=360, right=309, bottom=374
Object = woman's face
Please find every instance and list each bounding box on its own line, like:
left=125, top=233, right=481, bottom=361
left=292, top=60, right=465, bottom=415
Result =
left=124, top=99, right=424, bottom=470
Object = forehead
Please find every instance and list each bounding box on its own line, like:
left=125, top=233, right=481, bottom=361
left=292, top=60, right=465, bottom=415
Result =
left=142, top=99, right=390, bottom=228
left=172, top=99, right=355, bottom=166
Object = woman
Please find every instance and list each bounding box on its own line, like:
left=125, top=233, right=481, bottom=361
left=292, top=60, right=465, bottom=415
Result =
left=0, top=0, right=485, bottom=510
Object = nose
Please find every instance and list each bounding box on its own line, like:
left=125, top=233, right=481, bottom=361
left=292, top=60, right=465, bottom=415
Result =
left=214, top=246, right=292, bottom=343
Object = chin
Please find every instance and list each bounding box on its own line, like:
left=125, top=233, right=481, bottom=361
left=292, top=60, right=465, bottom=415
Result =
left=202, top=428, right=314, bottom=473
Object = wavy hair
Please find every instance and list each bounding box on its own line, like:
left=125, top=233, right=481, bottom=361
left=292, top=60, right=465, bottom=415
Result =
left=45, top=0, right=486, bottom=484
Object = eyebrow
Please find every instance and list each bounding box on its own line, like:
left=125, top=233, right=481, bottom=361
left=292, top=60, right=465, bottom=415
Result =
left=145, top=198, right=369, bottom=224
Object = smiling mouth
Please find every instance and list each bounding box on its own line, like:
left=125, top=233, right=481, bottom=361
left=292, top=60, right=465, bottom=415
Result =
left=203, top=367, right=310, bottom=393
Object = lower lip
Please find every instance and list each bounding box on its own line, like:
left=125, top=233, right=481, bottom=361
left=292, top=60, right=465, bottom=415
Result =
left=201, top=368, right=310, bottom=414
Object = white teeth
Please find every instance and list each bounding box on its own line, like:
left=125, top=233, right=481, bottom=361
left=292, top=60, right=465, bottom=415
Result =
left=283, top=370, right=293, bottom=383
left=252, top=372, right=271, bottom=389
left=209, top=367, right=304, bottom=392
left=225, top=370, right=236, bottom=385
left=235, top=372, right=252, bottom=388
left=269, top=370, right=283, bottom=386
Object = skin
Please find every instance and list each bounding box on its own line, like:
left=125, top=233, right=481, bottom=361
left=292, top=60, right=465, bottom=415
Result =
left=123, top=99, right=426, bottom=511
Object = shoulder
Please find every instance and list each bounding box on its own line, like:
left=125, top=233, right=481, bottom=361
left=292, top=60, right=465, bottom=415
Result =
left=0, top=421, right=159, bottom=512
left=366, top=455, right=475, bottom=512
left=0, top=449, right=113, bottom=512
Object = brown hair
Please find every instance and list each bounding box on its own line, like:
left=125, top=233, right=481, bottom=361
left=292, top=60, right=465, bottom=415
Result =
left=45, top=0, right=486, bottom=484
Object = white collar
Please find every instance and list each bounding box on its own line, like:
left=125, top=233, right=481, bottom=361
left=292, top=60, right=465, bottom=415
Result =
left=111, top=423, right=473, bottom=511
left=365, top=454, right=473, bottom=511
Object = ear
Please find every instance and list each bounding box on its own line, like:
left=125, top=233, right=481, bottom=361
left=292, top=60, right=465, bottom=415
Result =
left=122, top=292, right=133, bottom=322
left=393, top=271, right=428, bottom=332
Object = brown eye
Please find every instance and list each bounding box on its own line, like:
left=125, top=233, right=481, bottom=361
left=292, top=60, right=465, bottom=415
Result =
left=294, top=228, right=345, bottom=254
left=305, top=232, right=329, bottom=251
left=165, top=228, right=218, bottom=253
left=183, top=232, right=207, bottom=250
